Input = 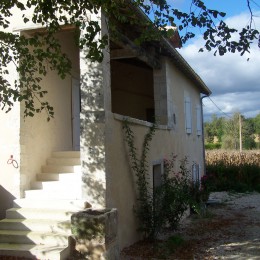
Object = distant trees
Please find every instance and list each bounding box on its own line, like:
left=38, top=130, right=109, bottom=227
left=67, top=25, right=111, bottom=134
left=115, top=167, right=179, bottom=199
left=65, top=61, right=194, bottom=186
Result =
left=204, top=114, right=224, bottom=143
left=253, top=114, right=260, bottom=143
left=204, top=113, right=259, bottom=150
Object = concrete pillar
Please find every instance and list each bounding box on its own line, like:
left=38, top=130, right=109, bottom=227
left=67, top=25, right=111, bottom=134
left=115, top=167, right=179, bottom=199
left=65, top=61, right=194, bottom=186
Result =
left=153, top=58, right=168, bottom=125
left=79, top=12, right=110, bottom=208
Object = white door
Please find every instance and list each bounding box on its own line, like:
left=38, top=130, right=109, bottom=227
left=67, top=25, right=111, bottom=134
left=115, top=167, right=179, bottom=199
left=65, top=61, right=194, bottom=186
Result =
left=72, top=78, right=80, bottom=151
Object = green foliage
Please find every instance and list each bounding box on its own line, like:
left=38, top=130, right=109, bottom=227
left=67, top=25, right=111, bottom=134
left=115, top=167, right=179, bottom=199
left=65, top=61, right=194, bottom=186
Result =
left=253, top=113, right=260, bottom=137
left=155, top=235, right=185, bottom=258
left=206, top=164, right=260, bottom=192
left=1, top=1, right=259, bottom=119
left=204, top=114, right=225, bottom=143
left=154, top=156, right=191, bottom=232
left=205, top=143, right=221, bottom=150
left=123, top=120, right=192, bottom=240
left=205, top=113, right=259, bottom=150
left=189, top=174, right=212, bottom=217
left=122, top=119, right=156, bottom=238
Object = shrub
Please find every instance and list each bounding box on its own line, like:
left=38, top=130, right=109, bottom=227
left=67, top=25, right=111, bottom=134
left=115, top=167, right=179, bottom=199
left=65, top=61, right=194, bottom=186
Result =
left=123, top=120, right=192, bottom=240
left=205, top=143, right=221, bottom=150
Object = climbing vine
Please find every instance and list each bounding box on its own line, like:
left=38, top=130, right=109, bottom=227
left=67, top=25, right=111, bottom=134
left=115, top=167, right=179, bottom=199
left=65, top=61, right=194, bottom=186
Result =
left=123, top=119, right=196, bottom=239
left=123, top=119, right=156, bottom=238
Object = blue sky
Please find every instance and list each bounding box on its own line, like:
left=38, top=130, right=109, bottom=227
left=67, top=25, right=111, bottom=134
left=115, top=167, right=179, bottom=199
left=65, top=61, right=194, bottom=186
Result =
left=174, top=0, right=252, bottom=17
left=170, top=0, right=260, bottom=121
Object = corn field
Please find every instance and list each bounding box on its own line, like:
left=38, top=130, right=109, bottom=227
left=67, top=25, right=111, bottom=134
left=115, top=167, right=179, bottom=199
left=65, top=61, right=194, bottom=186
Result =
left=206, top=150, right=260, bottom=167
left=205, top=150, right=260, bottom=193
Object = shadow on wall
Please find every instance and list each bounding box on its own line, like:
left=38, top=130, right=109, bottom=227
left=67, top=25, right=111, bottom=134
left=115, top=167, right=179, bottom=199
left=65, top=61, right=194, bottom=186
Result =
left=80, top=57, right=106, bottom=207
left=0, top=185, right=15, bottom=220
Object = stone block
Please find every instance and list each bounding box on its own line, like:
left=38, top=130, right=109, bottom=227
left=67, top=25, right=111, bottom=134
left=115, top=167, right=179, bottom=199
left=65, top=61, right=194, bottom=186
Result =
left=71, top=208, right=119, bottom=259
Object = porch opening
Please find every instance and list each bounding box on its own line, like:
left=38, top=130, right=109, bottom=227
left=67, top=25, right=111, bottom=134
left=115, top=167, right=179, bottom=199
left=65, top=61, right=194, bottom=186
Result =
left=110, top=58, right=155, bottom=123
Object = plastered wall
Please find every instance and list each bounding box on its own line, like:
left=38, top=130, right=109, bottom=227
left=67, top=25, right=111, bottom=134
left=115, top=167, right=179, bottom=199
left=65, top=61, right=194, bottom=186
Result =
left=0, top=104, right=21, bottom=219
left=0, top=26, right=22, bottom=218
left=105, top=57, right=205, bottom=249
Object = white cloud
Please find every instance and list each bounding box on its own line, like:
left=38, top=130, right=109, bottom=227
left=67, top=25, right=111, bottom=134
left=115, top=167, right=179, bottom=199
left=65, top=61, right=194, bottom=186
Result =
left=203, top=92, right=260, bottom=121
left=178, top=12, right=260, bottom=120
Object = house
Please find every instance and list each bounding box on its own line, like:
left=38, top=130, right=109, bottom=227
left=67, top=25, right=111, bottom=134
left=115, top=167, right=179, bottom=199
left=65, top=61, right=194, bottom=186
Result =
left=0, top=5, right=211, bottom=260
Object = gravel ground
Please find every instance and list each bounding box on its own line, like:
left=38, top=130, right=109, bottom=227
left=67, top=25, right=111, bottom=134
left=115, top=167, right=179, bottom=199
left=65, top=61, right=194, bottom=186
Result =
left=121, top=192, right=260, bottom=260
left=200, top=191, right=260, bottom=259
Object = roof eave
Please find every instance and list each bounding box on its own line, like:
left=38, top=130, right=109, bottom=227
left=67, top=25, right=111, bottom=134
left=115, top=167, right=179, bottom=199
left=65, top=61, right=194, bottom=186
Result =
left=132, top=5, right=212, bottom=96
left=161, top=37, right=212, bottom=96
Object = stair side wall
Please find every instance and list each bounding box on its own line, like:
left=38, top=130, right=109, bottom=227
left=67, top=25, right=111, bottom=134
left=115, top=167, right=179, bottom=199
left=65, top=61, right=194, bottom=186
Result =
left=0, top=25, right=22, bottom=218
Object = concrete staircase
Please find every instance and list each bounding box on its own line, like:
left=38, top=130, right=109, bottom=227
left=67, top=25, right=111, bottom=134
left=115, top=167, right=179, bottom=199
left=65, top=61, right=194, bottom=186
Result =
left=0, top=151, right=89, bottom=260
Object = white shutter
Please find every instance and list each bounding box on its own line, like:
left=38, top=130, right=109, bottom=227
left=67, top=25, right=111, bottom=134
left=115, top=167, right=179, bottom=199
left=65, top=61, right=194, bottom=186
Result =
left=196, top=105, right=202, bottom=136
left=192, top=163, right=200, bottom=184
left=185, top=97, right=192, bottom=134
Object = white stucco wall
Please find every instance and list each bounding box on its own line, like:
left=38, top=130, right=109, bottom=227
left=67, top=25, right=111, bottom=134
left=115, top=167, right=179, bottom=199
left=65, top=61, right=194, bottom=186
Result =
left=0, top=18, right=22, bottom=217
left=0, top=104, right=21, bottom=219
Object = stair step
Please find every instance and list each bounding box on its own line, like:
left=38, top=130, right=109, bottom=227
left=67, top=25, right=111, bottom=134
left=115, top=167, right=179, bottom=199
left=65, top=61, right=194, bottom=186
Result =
left=32, top=180, right=81, bottom=190
left=47, top=157, right=81, bottom=166
left=0, top=219, right=71, bottom=233
left=6, top=208, right=75, bottom=220
left=52, top=151, right=80, bottom=158
left=0, top=243, right=69, bottom=260
left=0, top=230, right=69, bottom=245
left=42, top=165, right=81, bottom=173
left=0, top=151, right=86, bottom=259
left=13, top=198, right=90, bottom=209
left=25, top=189, right=81, bottom=199
left=37, top=172, right=81, bottom=181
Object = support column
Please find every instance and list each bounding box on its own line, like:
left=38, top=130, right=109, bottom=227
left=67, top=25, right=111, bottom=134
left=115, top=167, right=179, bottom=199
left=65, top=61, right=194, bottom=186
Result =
left=153, top=58, right=174, bottom=127
left=79, top=13, right=110, bottom=208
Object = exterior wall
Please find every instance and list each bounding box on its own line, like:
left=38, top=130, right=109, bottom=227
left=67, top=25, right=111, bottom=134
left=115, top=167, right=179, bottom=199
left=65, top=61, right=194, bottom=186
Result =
left=105, top=57, right=205, bottom=249
left=19, top=31, right=79, bottom=194
left=0, top=104, right=21, bottom=219
left=0, top=5, right=80, bottom=198
left=165, top=58, right=204, bottom=172
left=0, top=19, right=22, bottom=217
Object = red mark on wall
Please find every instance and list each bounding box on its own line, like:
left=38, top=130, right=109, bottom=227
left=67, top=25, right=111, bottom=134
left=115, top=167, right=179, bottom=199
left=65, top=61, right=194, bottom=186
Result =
left=7, top=155, right=19, bottom=169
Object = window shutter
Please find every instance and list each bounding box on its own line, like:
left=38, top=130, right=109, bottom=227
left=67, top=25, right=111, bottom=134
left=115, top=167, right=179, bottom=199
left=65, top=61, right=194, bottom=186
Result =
left=185, top=97, right=192, bottom=134
left=192, top=163, right=200, bottom=184
left=196, top=105, right=202, bottom=136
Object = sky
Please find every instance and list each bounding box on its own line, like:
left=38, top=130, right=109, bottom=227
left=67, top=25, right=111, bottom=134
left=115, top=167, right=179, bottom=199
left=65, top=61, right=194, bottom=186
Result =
left=172, top=0, right=260, bottom=121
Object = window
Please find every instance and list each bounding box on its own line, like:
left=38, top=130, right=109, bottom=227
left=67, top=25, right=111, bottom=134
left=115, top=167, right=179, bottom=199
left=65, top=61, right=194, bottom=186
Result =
left=184, top=96, right=192, bottom=134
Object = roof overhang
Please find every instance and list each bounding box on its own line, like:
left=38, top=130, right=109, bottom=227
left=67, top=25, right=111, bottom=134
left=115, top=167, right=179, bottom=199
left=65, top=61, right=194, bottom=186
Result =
left=130, top=4, right=211, bottom=96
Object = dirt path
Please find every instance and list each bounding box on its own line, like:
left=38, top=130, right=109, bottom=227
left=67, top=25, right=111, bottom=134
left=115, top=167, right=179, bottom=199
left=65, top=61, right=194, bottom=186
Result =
left=121, top=192, right=260, bottom=259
